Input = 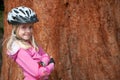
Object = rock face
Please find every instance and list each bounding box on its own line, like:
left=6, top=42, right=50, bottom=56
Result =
left=1, top=0, right=120, bottom=80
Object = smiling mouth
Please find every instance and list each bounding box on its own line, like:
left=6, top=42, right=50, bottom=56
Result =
left=24, top=33, right=31, bottom=36
left=24, top=35, right=31, bottom=38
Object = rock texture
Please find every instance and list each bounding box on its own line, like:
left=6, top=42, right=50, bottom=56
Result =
left=1, top=0, right=120, bottom=80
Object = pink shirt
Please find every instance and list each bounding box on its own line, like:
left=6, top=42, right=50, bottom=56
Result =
left=7, top=47, right=54, bottom=80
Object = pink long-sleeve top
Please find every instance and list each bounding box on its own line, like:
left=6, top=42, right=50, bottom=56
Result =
left=7, top=42, right=54, bottom=80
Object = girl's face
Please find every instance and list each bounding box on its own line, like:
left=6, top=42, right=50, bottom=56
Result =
left=16, top=23, right=34, bottom=41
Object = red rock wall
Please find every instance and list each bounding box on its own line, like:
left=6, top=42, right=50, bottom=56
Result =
left=1, top=0, right=120, bottom=80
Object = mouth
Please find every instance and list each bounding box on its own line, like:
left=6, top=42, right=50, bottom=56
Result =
left=24, top=33, right=31, bottom=36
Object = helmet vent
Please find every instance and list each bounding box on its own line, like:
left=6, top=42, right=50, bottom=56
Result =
left=29, top=9, right=31, bottom=14
left=14, top=10, right=19, bottom=13
left=12, top=16, right=16, bottom=20
left=26, top=11, right=29, bottom=17
left=19, top=9, right=25, bottom=15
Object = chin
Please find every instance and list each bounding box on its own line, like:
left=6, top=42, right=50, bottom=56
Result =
left=23, top=38, right=30, bottom=41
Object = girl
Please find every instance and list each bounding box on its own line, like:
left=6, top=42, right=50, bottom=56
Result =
left=6, top=6, right=55, bottom=80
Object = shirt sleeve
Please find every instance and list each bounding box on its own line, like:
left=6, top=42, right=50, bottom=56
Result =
left=38, top=47, right=50, bottom=66
left=15, top=49, right=53, bottom=78
left=38, top=47, right=46, bottom=56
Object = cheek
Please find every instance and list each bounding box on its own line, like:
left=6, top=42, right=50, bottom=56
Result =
left=16, top=29, right=23, bottom=37
left=31, top=30, right=33, bottom=33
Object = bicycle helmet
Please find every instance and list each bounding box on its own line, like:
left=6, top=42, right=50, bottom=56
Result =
left=7, top=6, right=38, bottom=25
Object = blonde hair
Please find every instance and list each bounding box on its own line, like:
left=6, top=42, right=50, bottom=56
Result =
left=6, top=25, right=38, bottom=52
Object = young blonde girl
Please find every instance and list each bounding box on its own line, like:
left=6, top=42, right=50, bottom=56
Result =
left=6, top=6, right=55, bottom=80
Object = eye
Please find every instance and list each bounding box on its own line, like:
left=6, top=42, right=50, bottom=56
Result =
left=21, top=26, right=26, bottom=29
left=29, top=26, right=33, bottom=29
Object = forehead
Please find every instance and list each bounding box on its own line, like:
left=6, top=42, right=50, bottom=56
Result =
left=19, top=23, right=34, bottom=27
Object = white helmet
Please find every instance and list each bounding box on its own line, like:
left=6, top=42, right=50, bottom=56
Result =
left=7, top=6, right=38, bottom=25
